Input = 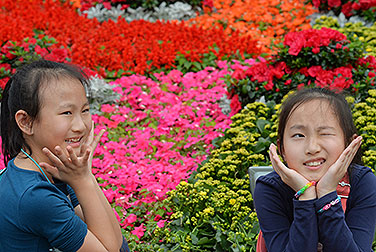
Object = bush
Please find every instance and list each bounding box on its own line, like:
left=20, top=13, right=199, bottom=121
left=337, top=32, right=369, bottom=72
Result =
left=306, top=0, right=376, bottom=23
left=313, top=15, right=376, bottom=58
left=150, top=101, right=278, bottom=251
left=153, top=89, right=376, bottom=251
left=226, top=27, right=376, bottom=107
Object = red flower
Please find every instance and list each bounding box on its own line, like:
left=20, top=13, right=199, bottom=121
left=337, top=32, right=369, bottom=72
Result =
left=312, top=47, right=320, bottom=54
left=369, top=71, right=376, bottom=78
left=342, top=2, right=354, bottom=17
left=230, top=94, right=241, bottom=116
left=328, top=0, right=341, bottom=7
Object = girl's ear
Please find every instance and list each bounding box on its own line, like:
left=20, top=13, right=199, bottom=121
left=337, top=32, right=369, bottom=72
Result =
left=15, top=110, right=34, bottom=135
left=276, top=139, right=285, bottom=159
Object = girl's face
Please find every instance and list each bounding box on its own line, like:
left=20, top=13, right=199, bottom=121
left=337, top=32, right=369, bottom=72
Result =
left=281, top=99, right=345, bottom=182
left=28, top=77, right=92, bottom=163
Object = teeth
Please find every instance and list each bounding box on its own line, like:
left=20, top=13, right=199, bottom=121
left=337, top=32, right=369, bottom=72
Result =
left=65, top=138, right=81, bottom=143
left=305, top=161, right=323, bottom=166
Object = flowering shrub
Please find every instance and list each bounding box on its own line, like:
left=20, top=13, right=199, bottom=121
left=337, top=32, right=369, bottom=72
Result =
left=313, top=15, right=376, bottom=57
left=306, top=0, right=376, bottom=22
left=0, top=0, right=261, bottom=76
left=89, top=65, right=237, bottom=247
left=188, top=0, right=317, bottom=54
left=77, top=0, right=203, bottom=11
left=154, top=90, right=376, bottom=251
left=0, top=34, right=70, bottom=97
left=349, top=89, right=376, bottom=173
left=227, top=27, right=376, bottom=106
left=153, top=101, right=277, bottom=251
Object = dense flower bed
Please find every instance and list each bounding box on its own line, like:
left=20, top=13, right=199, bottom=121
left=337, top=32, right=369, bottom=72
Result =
left=2, top=0, right=376, bottom=250
left=0, top=0, right=260, bottom=77
left=188, top=0, right=317, bottom=54
left=90, top=64, right=241, bottom=241
left=307, top=0, right=376, bottom=21
left=226, top=27, right=376, bottom=106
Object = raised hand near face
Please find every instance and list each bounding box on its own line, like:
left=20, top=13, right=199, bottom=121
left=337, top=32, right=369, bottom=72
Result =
left=316, top=135, right=362, bottom=198
left=269, top=143, right=316, bottom=200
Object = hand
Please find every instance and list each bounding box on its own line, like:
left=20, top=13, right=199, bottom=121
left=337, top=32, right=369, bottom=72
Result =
left=82, top=121, right=106, bottom=169
left=269, top=143, right=315, bottom=199
left=40, top=145, right=92, bottom=186
left=316, top=135, right=362, bottom=198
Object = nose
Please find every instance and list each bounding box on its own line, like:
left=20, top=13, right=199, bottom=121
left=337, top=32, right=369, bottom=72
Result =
left=305, top=136, right=321, bottom=155
left=72, top=114, right=88, bottom=133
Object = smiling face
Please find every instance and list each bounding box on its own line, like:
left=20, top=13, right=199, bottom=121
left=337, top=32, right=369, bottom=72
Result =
left=26, top=77, right=92, bottom=163
left=281, top=99, right=345, bottom=182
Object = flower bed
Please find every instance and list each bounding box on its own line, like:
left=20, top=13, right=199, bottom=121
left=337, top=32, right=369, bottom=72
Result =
left=89, top=64, right=241, bottom=243
left=188, top=0, right=317, bottom=54
left=226, top=27, right=376, bottom=107
left=0, top=0, right=261, bottom=77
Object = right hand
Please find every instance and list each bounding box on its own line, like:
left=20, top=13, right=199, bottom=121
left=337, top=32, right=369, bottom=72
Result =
left=269, top=143, right=316, bottom=199
left=39, top=144, right=93, bottom=187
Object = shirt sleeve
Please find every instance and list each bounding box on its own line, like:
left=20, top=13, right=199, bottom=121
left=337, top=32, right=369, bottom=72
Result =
left=316, top=170, right=376, bottom=251
left=254, top=178, right=319, bottom=252
left=67, top=185, right=80, bottom=208
left=18, top=183, right=87, bottom=252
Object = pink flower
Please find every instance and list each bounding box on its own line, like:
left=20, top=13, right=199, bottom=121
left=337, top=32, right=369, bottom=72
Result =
left=156, top=220, right=166, bottom=228
left=131, top=224, right=145, bottom=239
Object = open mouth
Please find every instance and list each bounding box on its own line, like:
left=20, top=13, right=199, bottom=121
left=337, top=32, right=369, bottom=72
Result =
left=65, top=137, right=82, bottom=144
left=304, top=160, right=325, bottom=167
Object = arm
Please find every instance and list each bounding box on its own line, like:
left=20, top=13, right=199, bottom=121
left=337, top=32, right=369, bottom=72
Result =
left=254, top=179, right=319, bottom=252
left=40, top=144, right=122, bottom=251
left=316, top=170, right=376, bottom=251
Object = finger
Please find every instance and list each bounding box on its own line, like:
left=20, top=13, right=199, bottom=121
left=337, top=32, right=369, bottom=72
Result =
left=53, top=146, right=73, bottom=167
left=91, top=128, right=105, bottom=151
left=39, top=162, right=60, bottom=180
left=66, top=146, right=79, bottom=165
left=42, top=147, right=65, bottom=168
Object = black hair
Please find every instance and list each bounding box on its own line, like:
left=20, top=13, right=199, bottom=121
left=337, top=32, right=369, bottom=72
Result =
left=0, top=59, right=90, bottom=166
left=277, top=87, right=362, bottom=173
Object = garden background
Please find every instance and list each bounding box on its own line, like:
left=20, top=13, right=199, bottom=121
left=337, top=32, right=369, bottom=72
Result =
left=1, top=0, right=376, bottom=251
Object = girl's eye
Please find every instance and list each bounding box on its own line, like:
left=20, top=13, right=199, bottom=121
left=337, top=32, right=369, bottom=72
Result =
left=62, top=111, right=72, bottom=115
left=292, top=133, right=304, bottom=138
left=83, top=108, right=90, bottom=113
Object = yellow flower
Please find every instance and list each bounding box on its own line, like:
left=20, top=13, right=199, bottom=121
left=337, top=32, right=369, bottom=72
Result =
left=229, top=198, right=236, bottom=205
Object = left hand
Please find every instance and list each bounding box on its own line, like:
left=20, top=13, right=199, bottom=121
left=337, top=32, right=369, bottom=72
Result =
left=316, top=135, right=362, bottom=198
left=81, top=121, right=106, bottom=169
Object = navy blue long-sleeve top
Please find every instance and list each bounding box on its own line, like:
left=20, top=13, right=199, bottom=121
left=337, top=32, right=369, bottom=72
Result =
left=254, top=164, right=376, bottom=252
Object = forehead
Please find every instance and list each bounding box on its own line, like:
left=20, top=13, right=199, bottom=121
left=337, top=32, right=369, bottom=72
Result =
left=286, top=99, right=339, bottom=128
left=39, top=77, right=87, bottom=106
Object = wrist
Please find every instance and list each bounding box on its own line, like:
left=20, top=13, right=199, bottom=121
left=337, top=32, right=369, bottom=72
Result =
left=299, top=186, right=317, bottom=200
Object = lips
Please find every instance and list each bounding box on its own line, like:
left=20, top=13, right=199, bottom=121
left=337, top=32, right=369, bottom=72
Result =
left=65, top=137, right=82, bottom=147
left=304, top=159, right=325, bottom=168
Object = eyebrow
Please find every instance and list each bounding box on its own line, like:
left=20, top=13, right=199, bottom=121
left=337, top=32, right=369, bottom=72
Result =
left=289, top=125, right=336, bottom=131
left=59, top=101, right=90, bottom=109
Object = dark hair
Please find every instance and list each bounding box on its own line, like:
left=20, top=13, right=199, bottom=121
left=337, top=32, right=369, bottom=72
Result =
left=277, top=88, right=362, bottom=171
left=1, top=59, right=90, bottom=166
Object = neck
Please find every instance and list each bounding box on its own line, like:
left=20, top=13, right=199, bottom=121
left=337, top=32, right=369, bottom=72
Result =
left=15, top=150, right=53, bottom=183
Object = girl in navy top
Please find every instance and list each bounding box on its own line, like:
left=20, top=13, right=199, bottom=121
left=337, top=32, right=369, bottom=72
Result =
left=0, top=60, right=129, bottom=251
left=254, top=88, right=376, bottom=251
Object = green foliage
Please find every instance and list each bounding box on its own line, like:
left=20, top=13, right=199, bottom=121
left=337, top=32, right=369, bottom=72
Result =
left=152, top=102, right=278, bottom=251
left=228, top=27, right=376, bottom=108
left=313, top=15, right=376, bottom=58
left=350, top=89, right=376, bottom=173
left=148, top=90, right=376, bottom=251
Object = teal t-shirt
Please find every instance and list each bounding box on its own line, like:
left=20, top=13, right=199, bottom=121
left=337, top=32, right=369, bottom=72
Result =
left=0, top=159, right=87, bottom=251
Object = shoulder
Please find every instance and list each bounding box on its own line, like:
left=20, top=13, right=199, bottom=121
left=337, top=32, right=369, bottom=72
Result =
left=350, top=164, right=376, bottom=186
left=254, top=171, right=294, bottom=199
left=18, top=182, right=74, bottom=225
